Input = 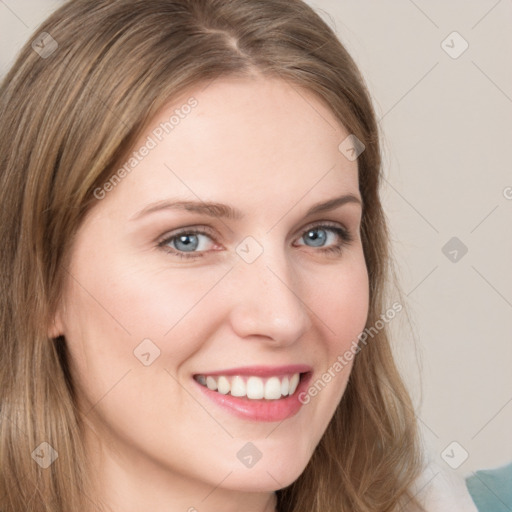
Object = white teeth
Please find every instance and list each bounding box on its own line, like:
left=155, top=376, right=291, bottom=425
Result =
left=206, top=376, right=217, bottom=390
left=217, top=376, right=230, bottom=395
left=230, top=376, right=246, bottom=397
left=195, top=372, right=303, bottom=400
left=281, top=376, right=289, bottom=396
left=264, top=377, right=282, bottom=400
left=289, top=373, right=300, bottom=395
left=246, top=376, right=264, bottom=399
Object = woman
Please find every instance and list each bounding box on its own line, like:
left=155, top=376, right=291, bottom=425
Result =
left=0, top=0, right=474, bottom=510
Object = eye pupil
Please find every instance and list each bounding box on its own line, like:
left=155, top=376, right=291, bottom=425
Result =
left=175, top=234, right=199, bottom=251
left=305, top=229, right=326, bottom=247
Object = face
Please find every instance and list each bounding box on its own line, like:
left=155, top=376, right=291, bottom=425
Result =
left=52, top=75, right=369, bottom=505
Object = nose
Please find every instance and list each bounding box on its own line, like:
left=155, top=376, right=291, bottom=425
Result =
left=226, top=246, right=313, bottom=347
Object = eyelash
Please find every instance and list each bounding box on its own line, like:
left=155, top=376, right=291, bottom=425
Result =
left=157, top=222, right=354, bottom=260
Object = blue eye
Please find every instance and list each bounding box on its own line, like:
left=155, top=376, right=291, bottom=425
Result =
left=301, top=226, right=340, bottom=247
left=172, top=233, right=201, bottom=252
left=158, top=223, right=353, bottom=259
left=158, top=228, right=215, bottom=259
left=296, top=224, right=353, bottom=254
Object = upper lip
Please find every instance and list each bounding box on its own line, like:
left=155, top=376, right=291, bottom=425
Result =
left=194, top=364, right=312, bottom=378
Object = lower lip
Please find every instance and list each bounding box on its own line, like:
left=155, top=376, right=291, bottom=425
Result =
left=194, top=373, right=312, bottom=422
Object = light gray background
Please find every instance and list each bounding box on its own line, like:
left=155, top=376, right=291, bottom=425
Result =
left=1, top=0, right=511, bottom=479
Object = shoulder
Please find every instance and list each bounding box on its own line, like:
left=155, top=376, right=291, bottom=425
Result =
left=465, top=461, right=512, bottom=512
left=409, top=460, right=479, bottom=512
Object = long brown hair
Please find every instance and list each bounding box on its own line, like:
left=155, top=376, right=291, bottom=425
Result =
left=0, top=1, right=424, bottom=510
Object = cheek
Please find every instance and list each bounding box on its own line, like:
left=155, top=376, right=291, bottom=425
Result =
left=63, top=243, right=231, bottom=352
left=59, top=247, right=229, bottom=412
left=310, top=250, right=370, bottom=354
left=297, top=251, right=369, bottom=414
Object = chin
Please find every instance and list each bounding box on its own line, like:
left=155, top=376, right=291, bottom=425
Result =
left=220, top=451, right=312, bottom=492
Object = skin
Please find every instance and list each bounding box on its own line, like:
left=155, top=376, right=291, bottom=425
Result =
left=50, top=75, right=369, bottom=512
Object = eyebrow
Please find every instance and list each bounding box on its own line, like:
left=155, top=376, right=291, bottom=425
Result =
left=130, top=193, right=362, bottom=222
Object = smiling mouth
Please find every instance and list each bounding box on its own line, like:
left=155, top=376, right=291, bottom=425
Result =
left=193, top=372, right=307, bottom=400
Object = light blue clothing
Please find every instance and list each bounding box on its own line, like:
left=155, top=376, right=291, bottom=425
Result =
left=466, top=462, right=512, bottom=512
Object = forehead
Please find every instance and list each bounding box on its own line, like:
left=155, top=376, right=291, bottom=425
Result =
left=97, top=76, right=360, bottom=217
